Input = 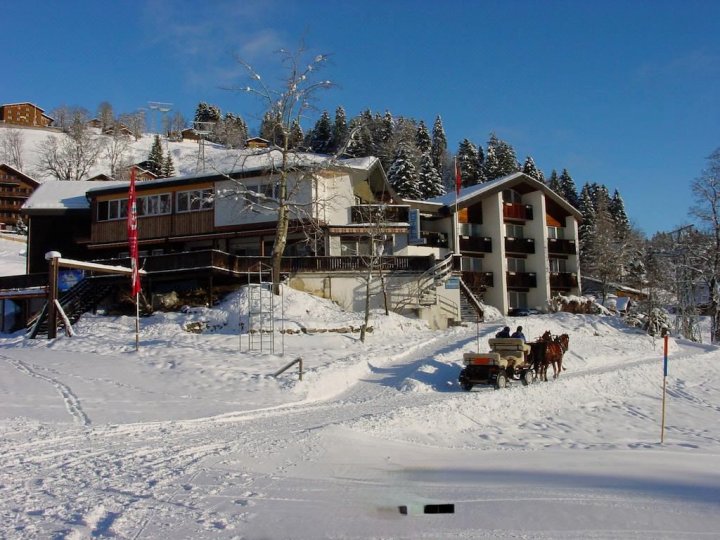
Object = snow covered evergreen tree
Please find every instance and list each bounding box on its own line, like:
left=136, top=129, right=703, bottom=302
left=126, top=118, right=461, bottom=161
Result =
left=194, top=102, right=221, bottom=124
left=330, top=106, right=348, bottom=154
left=309, top=111, right=332, bottom=153
left=609, top=189, right=631, bottom=238
left=578, top=183, right=596, bottom=258
left=430, top=115, right=448, bottom=178
left=147, top=135, right=164, bottom=176
left=457, top=139, right=482, bottom=186
left=387, top=143, right=421, bottom=199
left=483, top=133, right=519, bottom=180
left=416, top=121, right=431, bottom=155
left=162, top=153, right=175, bottom=178
left=289, top=119, right=304, bottom=150
left=418, top=151, right=445, bottom=199
left=558, top=168, right=579, bottom=208
left=547, top=169, right=562, bottom=193
left=345, top=116, right=375, bottom=158
left=522, top=156, right=544, bottom=182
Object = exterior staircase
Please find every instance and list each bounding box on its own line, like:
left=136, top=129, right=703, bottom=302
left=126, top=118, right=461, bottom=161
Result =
left=28, top=276, right=122, bottom=338
left=459, top=278, right=484, bottom=322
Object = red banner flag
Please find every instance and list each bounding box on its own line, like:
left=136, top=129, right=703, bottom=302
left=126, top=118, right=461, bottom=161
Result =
left=455, top=159, right=462, bottom=195
left=128, top=168, right=141, bottom=296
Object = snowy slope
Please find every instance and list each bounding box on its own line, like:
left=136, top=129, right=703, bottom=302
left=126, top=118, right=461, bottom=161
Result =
left=0, top=234, right=27, bottom=276
left=1, top=123, right=243, bottom=182
left=1, top=286, right=719, bottom=539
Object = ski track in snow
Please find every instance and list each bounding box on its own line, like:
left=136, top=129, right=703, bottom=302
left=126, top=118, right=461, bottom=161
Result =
left=0, top=353, right=90, bottom=427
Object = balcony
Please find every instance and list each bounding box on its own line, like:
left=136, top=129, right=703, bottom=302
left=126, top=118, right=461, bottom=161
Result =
left=506, top=272, right=537, bottom=288
left=350, top=205, right=409, bottom=224
left=550, top=272, right=578, bottom=289
left=421, top=231, right=448, bottom=248
left=505, top=237, right=535, bottom=254
left=503, top=203, right=533, bottom=221
left=461, top=271, right=494, bottom=290
left=459, top=236, right=492, bottom=253
left=548, top=238, right=577, bottom=255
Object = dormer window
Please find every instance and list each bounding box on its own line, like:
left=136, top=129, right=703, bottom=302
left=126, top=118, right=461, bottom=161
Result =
left=502, top=189, right=523, bottom=204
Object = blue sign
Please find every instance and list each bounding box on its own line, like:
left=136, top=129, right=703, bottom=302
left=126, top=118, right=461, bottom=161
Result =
left=58, top=269, right=84, bottom=292
left=445, top=277, right=460, bottom=289
left=408, top=209, right=425, bottom=245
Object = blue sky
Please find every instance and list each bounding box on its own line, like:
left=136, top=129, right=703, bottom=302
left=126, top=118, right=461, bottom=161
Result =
left=2, top=0, right=719, bottom=235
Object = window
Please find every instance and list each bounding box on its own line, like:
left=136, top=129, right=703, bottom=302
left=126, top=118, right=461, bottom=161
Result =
left=177, top=188, right=213, bottom=212
left=549, top=258, right=567, bottom=273
left=505, top=224, right=524, bottom=238
left=138, top=193, right=171, bottom=216
left=548, top=226, right=565, bottom=239
left=508, top=291, right=528, bottom=309
left=98, top=199, right=128, bottom=221
left=502, top=189, right=523, bottom=204
left=246, top=183, right=277, bottom=206
left=462, top=257, right=483, bottom=272
left=460, top=223, right=484, bottom=237
left=507, top=257, right=526, bottom=273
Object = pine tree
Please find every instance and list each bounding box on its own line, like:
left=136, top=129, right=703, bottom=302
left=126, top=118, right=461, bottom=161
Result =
left=484, top=133, right=519, bottom=180
left=194, top=102, right=221, bottom=124
left=558, top=168, right=579, bottom=208
left=416, top=121, right=431, bottom=155
left=430, top=115, right=447, bottom=177
left=162, top=153, right=175, bottom=178
left=330, top=106, right=348, bottom=153
left=345, top=116, right=374, bottom=158
left=457, top=139, right=482, bottom=186
left=547, top=169, right=562, bottom=193
left=259, top=111, right=283, bottom=146
left=309, top=111, right=332, bottom=153
left=609, top=189, right=631, bottom=239
left=578, top=183, right=596, bottom=260
left=418, top=151, right=445, bottom=199
left=522, top=156, right=544, bottom=182
left=387, top=143, right=421, bottom=199
left=289, top=119, right=304, bottom=150
left=147, top=135, right=164, bottom=176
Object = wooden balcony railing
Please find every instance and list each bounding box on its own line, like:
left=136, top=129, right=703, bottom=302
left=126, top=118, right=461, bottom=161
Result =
left=459, top=236, right=492, bottom=253
left=350, top=205, right=409, bottom=223
left=550, top=272, right=578, bottom=289
left=548, top=238, right=577, bottom=255
left=505, top=237, right=535, bottom=254
left=506, top=272, right=537, bottom=288
left=0, top=273, right=47, bottom=291
left=94, top=250, right=436, bottom=276
left=503, top=203, right=533, bottom=221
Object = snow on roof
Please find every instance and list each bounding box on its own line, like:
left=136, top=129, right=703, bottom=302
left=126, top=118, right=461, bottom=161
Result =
left=23, top=180, right=127, bottom=212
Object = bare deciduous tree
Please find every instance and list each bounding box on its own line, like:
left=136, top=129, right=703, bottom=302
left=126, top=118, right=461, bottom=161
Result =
left=227, top=47, right=337, bottom=294
left=0, top=128, right=25, bottom=171
left=102, top=128, right=132, bottom=177
left=691, top=147, right=720, bottom=343
left=38, top=127, right=105, bottom=181
left=118, top=111, right=146, bottom=141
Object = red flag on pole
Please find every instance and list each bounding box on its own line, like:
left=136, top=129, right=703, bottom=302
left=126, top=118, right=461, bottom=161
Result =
left=455, top=159, right=462, bottom=195
left=128, top=168, right=141, bottom=296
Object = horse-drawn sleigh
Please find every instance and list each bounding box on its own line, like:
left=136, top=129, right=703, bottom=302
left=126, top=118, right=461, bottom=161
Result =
left=458, top=330, right=570, bottom=390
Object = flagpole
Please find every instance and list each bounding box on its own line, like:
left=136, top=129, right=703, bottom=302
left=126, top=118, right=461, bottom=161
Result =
left=135, top=292, right=140, bottom=351
left=454, top=158, right=461, bottom=255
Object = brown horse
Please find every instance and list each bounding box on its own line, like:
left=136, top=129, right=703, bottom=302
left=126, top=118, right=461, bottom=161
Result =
left=529, top=331, right=569, bottom=381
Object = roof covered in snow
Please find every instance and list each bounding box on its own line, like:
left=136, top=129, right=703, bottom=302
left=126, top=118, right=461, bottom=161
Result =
left=22, top=180, right=127, bottom=214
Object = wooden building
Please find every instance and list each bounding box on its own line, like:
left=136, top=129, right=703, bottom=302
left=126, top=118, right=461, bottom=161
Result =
left=0, top=164, right=39, bottom=229
left=0, top=103, right=53, bottom=127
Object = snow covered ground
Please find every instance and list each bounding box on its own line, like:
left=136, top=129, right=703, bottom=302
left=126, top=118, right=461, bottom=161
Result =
left=0, top=242, right=719, bottom=538
left=0, top=235, right=27, bottom=276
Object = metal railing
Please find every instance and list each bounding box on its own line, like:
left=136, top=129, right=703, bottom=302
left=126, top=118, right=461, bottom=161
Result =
left=273, top=357, right=303, bottom=380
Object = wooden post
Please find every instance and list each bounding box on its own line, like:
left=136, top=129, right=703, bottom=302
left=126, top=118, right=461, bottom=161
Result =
left=660, top=334, right=669, bottom=443
left=46, top=251, right=60, bottom=339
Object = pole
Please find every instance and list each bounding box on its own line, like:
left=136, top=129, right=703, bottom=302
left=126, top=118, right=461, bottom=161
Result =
left=46, top=252, right=60, bottom=339
left=135, top=292, right=140, bottom=351
left=660, top=334, right=668, bottom=443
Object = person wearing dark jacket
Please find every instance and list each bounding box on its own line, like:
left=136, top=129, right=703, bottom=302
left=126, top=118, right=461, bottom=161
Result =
left=511, top=326, right=526, bottom=342
left=495, top=326, right=511, bottom=338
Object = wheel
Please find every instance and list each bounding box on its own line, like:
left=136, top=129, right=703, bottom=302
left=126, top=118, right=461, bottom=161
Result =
left=461, top=381, right=473, bottom=391
left=521, top=369, right=534, bottom=386
left=495, top=372, right=508, bottom=390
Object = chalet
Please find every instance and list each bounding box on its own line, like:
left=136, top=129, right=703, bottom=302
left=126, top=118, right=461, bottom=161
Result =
left=19, top=154, right=583, bottom=328
left=0, top=164, right=40, bottom=229
left=0, top=102, right=53, bottom=128
left=246, top=137, right=269, bottom=149
left=180, top=128, right=200, bottom=141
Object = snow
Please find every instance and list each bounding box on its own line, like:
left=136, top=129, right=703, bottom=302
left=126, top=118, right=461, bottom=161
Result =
left=0, top=252, right=719, bottom=539
left=0, top=234, right=27, bottom=275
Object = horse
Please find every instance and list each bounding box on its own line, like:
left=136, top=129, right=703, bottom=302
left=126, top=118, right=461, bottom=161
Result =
left=528, top=331, right=569, bottom=381
left=540, top=331, right=569, bottom=380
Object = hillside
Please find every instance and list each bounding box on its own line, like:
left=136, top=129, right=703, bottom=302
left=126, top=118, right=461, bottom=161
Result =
left=0, top=123, right=241, bottom=182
